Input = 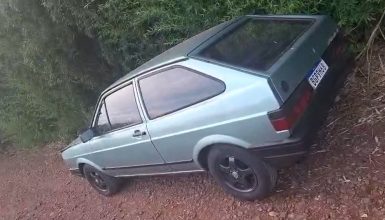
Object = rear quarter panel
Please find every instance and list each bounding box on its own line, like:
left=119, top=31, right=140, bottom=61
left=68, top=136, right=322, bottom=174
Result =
left=144, top=59, right=290, bottom=169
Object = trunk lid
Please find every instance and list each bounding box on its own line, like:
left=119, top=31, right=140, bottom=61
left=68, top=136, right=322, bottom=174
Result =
left=267, top=16, right=339, bottom=103
left=192, top=15, right=339, bottom=103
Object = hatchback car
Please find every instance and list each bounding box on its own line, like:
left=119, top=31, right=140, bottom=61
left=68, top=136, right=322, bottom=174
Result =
left=61, top=14, right=351, bottom=200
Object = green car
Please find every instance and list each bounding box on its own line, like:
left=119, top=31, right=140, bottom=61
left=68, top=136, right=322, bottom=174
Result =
left=61, top=15, right=351, bottom=200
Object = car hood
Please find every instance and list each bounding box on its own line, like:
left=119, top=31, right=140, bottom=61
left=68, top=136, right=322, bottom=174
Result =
left=60, top=137, right=82, bottom=153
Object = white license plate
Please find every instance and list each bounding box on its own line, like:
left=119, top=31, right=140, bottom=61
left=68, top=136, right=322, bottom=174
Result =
left=307, top=59, right=329, bottom=89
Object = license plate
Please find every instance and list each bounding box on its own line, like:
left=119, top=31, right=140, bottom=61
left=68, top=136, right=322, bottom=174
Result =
left=307, top=59, right=329, bottom=89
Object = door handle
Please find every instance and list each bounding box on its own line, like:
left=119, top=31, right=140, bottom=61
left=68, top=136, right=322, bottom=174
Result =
left=132, top=130, right=146, bottom=137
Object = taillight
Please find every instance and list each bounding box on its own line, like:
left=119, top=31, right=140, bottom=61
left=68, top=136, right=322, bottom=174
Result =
left=268, top=86, right=313, bottom=131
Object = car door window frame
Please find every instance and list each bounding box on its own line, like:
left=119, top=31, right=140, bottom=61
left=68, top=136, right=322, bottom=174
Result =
left=94, top=100, right=112, bottom=133
left=91, top=81, right=144, bottom=136
left=137, top=65, right=226, bottom=120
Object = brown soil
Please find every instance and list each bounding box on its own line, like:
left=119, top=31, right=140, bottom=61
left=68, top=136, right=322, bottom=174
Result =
left=1, top=41, right=385, bottom=220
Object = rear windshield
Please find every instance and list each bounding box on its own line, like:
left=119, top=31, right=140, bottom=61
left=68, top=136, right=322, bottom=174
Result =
left=197, top=18, right=313, bottom=72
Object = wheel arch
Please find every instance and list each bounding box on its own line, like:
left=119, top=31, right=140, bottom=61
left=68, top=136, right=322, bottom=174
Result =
left=193, top=135, right=251, bottom=170
left=76, top=158, right=104, bottom=174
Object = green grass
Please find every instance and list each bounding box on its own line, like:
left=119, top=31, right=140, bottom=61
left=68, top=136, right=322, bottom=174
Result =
left=0, top=0, right=384, bottom=146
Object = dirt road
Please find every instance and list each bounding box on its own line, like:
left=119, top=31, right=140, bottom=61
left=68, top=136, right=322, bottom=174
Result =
left=1, top=42, right=385, bottom=220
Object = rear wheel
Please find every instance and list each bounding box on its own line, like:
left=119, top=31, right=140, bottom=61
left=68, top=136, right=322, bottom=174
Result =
left=207, top=145, right=277, bottom=200
left=83, top=164, right=121, bottom=196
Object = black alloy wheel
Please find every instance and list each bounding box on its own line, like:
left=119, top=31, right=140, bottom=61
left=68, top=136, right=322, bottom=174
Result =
left=218, top=156, right=258, bottom=192
left=83, top=164, right=122, bottom=196
left=207, top=145, right=277, bottom=200
left=88, top=171, right=108, bottom=192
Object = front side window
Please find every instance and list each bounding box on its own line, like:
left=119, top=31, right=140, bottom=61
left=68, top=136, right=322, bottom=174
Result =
left=95, top=102, right=110, bottom=134
left=139, top=67, right=225, bottom=119
left=95, top=84, right=142, bottom=134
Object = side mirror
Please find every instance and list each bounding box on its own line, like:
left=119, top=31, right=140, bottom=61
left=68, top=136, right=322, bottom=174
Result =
left=77, top=127, right=89, bottom=136
left=79, top=128, right=94, bottom=143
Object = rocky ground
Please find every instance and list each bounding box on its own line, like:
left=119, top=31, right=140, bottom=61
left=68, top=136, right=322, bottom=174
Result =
left=1, top=41, right=385, bottom=220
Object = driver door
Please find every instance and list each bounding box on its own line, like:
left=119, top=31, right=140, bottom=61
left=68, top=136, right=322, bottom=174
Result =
left=85, top=82, right=168, bottom=177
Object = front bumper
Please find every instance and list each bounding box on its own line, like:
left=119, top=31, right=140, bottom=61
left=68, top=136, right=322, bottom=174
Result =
left=252, top=34, right=353, bottom=168
left=69, top=168, right=83, bottom=177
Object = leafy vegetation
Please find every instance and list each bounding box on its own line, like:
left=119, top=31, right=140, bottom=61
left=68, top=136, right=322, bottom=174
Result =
left=0, top=0, right=116, bottom=146
left=0, top=0, right=384, bottom=146
left=43, top=0, right=385, bottom=72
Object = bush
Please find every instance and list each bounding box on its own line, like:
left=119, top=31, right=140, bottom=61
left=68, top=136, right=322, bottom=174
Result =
left=0, top=0, right=115, bottom=146
left=1, top=0, right=384, bottom=146
left=43, top=0, right=385, bottom=73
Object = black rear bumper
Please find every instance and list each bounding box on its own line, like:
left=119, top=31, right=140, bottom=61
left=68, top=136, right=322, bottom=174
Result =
left=251, top=138, right=307, bottom=168
left=252, top=34, right=353, bottom=168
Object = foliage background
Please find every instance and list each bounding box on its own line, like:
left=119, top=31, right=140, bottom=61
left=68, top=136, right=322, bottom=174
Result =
left=0, top=0, right=384, bottom=146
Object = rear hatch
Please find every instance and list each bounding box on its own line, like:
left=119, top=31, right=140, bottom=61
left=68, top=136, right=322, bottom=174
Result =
left=192, top=15, right=338, bottom=103
left=266, top=16, right=339, bottom=103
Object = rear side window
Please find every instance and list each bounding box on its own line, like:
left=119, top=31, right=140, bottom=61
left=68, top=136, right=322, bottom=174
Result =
left=197, top=18, right=313, bottom=72
left=95, top=84, right=142, bottom=134
left=139, top=67, right=225, bottom=119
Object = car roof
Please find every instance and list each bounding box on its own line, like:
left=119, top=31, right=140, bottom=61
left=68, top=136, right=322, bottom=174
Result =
left=105, top=18, right=237, bottom=91
left=104, top=14, right=326, bottom=92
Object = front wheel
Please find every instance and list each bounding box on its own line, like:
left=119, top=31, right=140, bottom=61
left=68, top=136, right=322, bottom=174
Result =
left=207, top=145, right=277, bottom=200
left=83, top=164, right=122, bottom=196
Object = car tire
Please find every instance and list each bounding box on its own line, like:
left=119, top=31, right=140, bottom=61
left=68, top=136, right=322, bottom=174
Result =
left=207, top=145, right=277, bottom=200
left=83, top=164, right=121, bottom=196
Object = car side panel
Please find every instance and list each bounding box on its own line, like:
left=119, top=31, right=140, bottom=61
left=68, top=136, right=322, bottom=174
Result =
left=143, top=60, right=288, bottom=169
left=62, top=123, right=168, bottom=176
